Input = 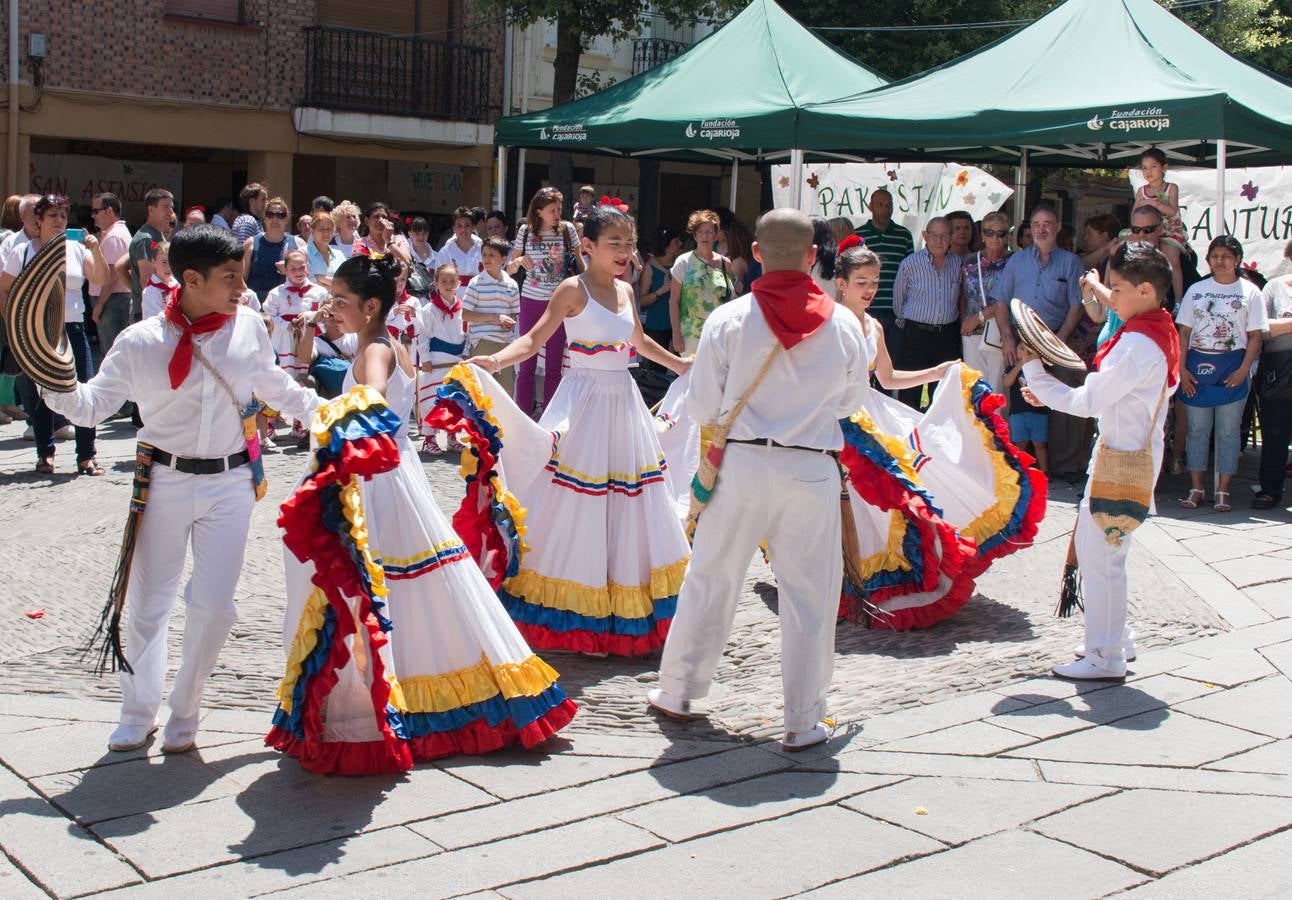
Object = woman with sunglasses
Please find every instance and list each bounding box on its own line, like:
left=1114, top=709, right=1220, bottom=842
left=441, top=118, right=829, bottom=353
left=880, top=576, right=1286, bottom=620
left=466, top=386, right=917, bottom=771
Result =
left=241, top=196, right=298, bottom=302
left=959, top=210, right=1012, bottom=390
left=0, top=195, right=110, bottom=475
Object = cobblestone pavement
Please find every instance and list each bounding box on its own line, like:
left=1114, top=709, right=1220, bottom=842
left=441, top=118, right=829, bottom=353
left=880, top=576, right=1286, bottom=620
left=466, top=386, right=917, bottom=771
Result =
left=3, top=415, right=1292, bottom=898
left=0, top=414, right=1257, bottom=738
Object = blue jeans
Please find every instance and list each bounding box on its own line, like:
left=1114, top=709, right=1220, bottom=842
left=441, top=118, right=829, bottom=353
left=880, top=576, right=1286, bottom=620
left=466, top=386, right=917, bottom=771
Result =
left=17, top=323, right=97, bottom=463
left=1185, top=393, right=1245, bottom=476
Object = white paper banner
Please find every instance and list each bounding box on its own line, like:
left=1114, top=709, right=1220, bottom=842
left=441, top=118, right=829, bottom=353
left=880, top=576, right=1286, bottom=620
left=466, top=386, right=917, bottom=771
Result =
left=1129, top=166, right=1292, bottom=276
left=771, top=162, right=1013, bottom=246
left=30, top=153, right=182, bottom=224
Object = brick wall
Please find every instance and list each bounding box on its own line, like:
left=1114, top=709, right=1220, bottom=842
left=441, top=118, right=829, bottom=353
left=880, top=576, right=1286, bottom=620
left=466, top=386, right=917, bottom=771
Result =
left=1, top=0, right=506, bottom=121
left=4, top=0, right=312, bottom=110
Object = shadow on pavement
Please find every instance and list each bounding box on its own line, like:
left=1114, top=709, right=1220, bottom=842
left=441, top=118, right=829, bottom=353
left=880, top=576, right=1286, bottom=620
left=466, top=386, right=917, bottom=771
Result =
left=989, top=684, right=1170, bottom=731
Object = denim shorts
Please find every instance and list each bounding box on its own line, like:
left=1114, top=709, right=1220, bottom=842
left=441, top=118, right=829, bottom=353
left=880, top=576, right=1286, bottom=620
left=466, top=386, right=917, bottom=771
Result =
left=1010, top=411, right=1048, bottom=444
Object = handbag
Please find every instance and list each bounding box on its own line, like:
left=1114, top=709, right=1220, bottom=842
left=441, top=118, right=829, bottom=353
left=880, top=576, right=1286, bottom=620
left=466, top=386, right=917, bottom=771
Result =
left=406, top=259, right=434, bottom=297
left=1258, top=347, right=1292, bottom=402
left=1088, top=383, right=1168, bottom=546
left=977, top=253, right=1003, bottom=350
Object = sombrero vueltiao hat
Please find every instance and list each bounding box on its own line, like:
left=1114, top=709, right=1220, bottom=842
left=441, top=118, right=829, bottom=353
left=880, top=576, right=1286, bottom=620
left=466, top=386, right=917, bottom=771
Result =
left=4, top=232, right=75, bottom=392
left=1010, top=297, right=1086, bottom=371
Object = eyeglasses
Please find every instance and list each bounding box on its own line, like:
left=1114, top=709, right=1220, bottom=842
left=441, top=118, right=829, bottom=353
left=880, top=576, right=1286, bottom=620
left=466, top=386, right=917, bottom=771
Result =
left=264, top=210, right=288, bottom=219
left=1129, top=224, right=1159, bottom=234
left=926, top=232, right=951, bottom=240
left=91, top=207, right=108, bottom=214
left=982, top=228, right=1009, bottom=238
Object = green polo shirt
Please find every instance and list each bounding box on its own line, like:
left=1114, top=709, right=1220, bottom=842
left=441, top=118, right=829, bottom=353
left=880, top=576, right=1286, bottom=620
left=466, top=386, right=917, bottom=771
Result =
left=128, top=224, right=163, bottom=319
left=856, top=220, right=914, bottom=312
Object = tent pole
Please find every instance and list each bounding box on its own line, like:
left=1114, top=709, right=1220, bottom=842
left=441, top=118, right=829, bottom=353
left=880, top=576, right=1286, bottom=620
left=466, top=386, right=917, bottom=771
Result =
left=789, top=149, right=804, bottom=209
left=496, top=146, right=507, bottom=211
left=1013, top=149, right=1029, bottom=230
left=729, top=158, right=739, bottom=211
left=514, top=149, right=527, bottom=221
left=1216, top=139, right=1227, bottom=236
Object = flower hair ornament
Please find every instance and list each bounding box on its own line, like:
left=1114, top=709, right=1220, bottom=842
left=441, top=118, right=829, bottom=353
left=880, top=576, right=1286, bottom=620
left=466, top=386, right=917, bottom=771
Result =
left=599, top=195, right=631, bottom=214
left=838, top=234, right=865, bottom=253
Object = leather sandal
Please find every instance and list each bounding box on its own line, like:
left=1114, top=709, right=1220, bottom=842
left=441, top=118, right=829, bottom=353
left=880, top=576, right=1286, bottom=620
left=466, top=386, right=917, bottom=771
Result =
left=1214, top=491, right=1232, bottom=512
left=34, top=458, right=54, bottom=475
left=1180, top=488, right=1205, bottom=509
left=1252, top=493, right=1278, bottom=510
left=77, top=459, right=106, bottom=477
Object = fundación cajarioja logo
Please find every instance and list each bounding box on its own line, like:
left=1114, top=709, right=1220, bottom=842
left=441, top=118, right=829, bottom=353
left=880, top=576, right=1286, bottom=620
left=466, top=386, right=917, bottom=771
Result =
left=685, top=119, right=741, bottom=141
left=1087, top=107, right=1172, bottom=134
left=539, top=124, right=588, bottom=142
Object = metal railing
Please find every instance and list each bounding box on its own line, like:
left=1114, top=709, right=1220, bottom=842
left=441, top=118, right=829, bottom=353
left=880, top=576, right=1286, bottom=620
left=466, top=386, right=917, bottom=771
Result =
left=632, top=37, right=688, bottom=75
left=303, top=26, right=493, bottom=123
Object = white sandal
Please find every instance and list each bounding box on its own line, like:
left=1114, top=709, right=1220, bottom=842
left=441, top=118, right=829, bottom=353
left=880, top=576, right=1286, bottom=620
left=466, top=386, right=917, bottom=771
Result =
left=1180, top=488, right=1205, bottom=509
left=1214, top=491, right=1232, bottom=512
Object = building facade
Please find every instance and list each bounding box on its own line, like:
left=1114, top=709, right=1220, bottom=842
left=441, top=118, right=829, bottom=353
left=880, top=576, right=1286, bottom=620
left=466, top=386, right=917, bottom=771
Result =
left=1, top=0, right=502, bottom=228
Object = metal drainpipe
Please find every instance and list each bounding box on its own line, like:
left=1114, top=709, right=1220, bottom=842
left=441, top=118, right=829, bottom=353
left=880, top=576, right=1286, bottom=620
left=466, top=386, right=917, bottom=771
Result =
left=7, top=0, right=19, bottom=196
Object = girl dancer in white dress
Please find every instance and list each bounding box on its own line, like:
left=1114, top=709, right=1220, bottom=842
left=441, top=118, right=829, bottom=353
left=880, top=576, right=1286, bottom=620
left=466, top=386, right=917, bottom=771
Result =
left=268, top=254, right=575, bottom=775
left=432, top=206, right=691, bottom=656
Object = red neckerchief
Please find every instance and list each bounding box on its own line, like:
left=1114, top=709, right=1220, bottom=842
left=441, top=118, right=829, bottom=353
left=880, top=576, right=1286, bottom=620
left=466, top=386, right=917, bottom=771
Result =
left=751, top=270, right=835, bottom=350
left=163, top=292, right=233, bottom=389
left=148, top=276, right=181, bottom=305
left=1093, top=306, right=1180, bottom=387
left=427, top=287, right=460, bottom=320
left=286, top=282, right=311, bottom=297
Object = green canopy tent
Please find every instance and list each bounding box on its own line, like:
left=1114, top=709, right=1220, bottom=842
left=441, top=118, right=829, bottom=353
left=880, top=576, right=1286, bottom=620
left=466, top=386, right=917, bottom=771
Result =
left=798, top=0, right=1292, bottom=225
left=493, top=0, right=887, bottom=209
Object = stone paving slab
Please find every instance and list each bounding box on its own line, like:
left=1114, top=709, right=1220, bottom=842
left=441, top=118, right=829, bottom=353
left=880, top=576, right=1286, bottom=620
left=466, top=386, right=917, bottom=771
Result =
left=1118, top=828, right=1292, bottom=898
left=1037, top=760, right=1292, bottom=798
left=616, top=770, right=901, bottom=842
left=1213, top=555, right=1292, bottom=589
left=274, top=816, right=664, bottom=897
left=0, top=764, right=142, bottom=897
left=827, top=749, right=1042, bottom=783
left=1033, top=788, right=1292, bottom=875
left=92, top=764, right=494, bottom=879
left=502, top=805, right=944, bottom=900
left=1174, top=674, right=1292, bottom=738
left=1177, top=531, right=1291, bottom=563
left=1204, top=739, right=1292, bottom=775
left=840, top=776, right=1112, bottom=846
left=875, top=720, right=1039, bottom=756
left=1004, top=710, right=1269, bottom=767
left=799, top=829, right=1144, bottom=899
left=410, top=743, right=788, bottom=851
left=984, top=674, right=1221, bottom=740
left=30, top=752, right=243, bottom=825
left=96, top=825, right=441, bottom=899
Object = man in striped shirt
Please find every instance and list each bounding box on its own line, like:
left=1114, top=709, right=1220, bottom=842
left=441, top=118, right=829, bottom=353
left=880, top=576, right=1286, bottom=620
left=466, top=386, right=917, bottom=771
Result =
left=892, top=216, right=963, bottom=409
left=855, top=188, right=914, bottom=362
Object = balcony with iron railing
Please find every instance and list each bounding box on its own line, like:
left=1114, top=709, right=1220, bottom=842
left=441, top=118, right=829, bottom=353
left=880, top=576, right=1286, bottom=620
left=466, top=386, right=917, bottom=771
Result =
left=303, top=26, right=493, bottom=123
left=631, top=36, right=689, bottom=75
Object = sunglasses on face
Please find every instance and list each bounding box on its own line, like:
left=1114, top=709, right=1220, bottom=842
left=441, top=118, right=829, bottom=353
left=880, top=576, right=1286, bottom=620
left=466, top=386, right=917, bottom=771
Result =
left=982, top=228, right=1009, bottom=238
left=265, top=210, right=288, bottom=219
left=1129, top=224, right=1159, bottom=234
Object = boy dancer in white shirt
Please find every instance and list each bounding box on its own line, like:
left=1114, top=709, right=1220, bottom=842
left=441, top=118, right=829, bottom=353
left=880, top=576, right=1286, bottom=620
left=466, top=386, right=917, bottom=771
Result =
left=1020, top=242, right=1180, bottom=682
left=650, top=209, right=868, bottom=750
left=44, top=225, right=322, bottom=753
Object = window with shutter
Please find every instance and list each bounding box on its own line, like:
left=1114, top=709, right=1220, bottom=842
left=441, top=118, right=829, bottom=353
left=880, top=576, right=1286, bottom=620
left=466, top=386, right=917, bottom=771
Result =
left=165, top=0, right=245, bottom=24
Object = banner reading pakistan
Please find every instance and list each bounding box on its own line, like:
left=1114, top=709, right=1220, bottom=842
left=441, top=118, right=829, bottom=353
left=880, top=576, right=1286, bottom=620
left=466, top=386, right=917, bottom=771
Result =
left=771, top=163, right=1013, bottom=243
left=1129, top=166, right=1292, bottom=276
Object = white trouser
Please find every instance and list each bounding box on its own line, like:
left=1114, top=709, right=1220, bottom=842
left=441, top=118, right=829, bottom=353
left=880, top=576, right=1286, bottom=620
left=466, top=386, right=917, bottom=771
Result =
left=961, top=332, right=1005, bottom=393
left=659, top=443, right=842, bottom=732
left=119, top=463, right=254, bottom=727
left=1074, top=498, right=1132, bottom=664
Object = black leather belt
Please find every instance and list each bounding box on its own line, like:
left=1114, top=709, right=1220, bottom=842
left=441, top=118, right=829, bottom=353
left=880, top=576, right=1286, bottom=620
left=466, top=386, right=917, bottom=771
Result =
left=727, top=438, right=832, bottom=454
left=153, top=449, right=250, bottom=475
left=902, top=319, right=958, bottom=333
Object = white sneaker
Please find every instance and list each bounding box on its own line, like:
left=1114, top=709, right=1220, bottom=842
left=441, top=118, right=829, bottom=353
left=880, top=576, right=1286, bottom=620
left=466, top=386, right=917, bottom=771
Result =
left=22, top=425, right=34, bottom=441
left=108, top=722, right=158, bottom=752
left=1052, top=655, right=1127, bottom=683
left=647, top=687, right=700, bottom=721
left=260, top=435, right=280, bottom=453
left=55, top=425, right=75, bottom=440
left=782, top=719, right=837, bottom=752
left=161, top=715, right=199, bottom=754
left=1074, top=642, right=1137, bottom=663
